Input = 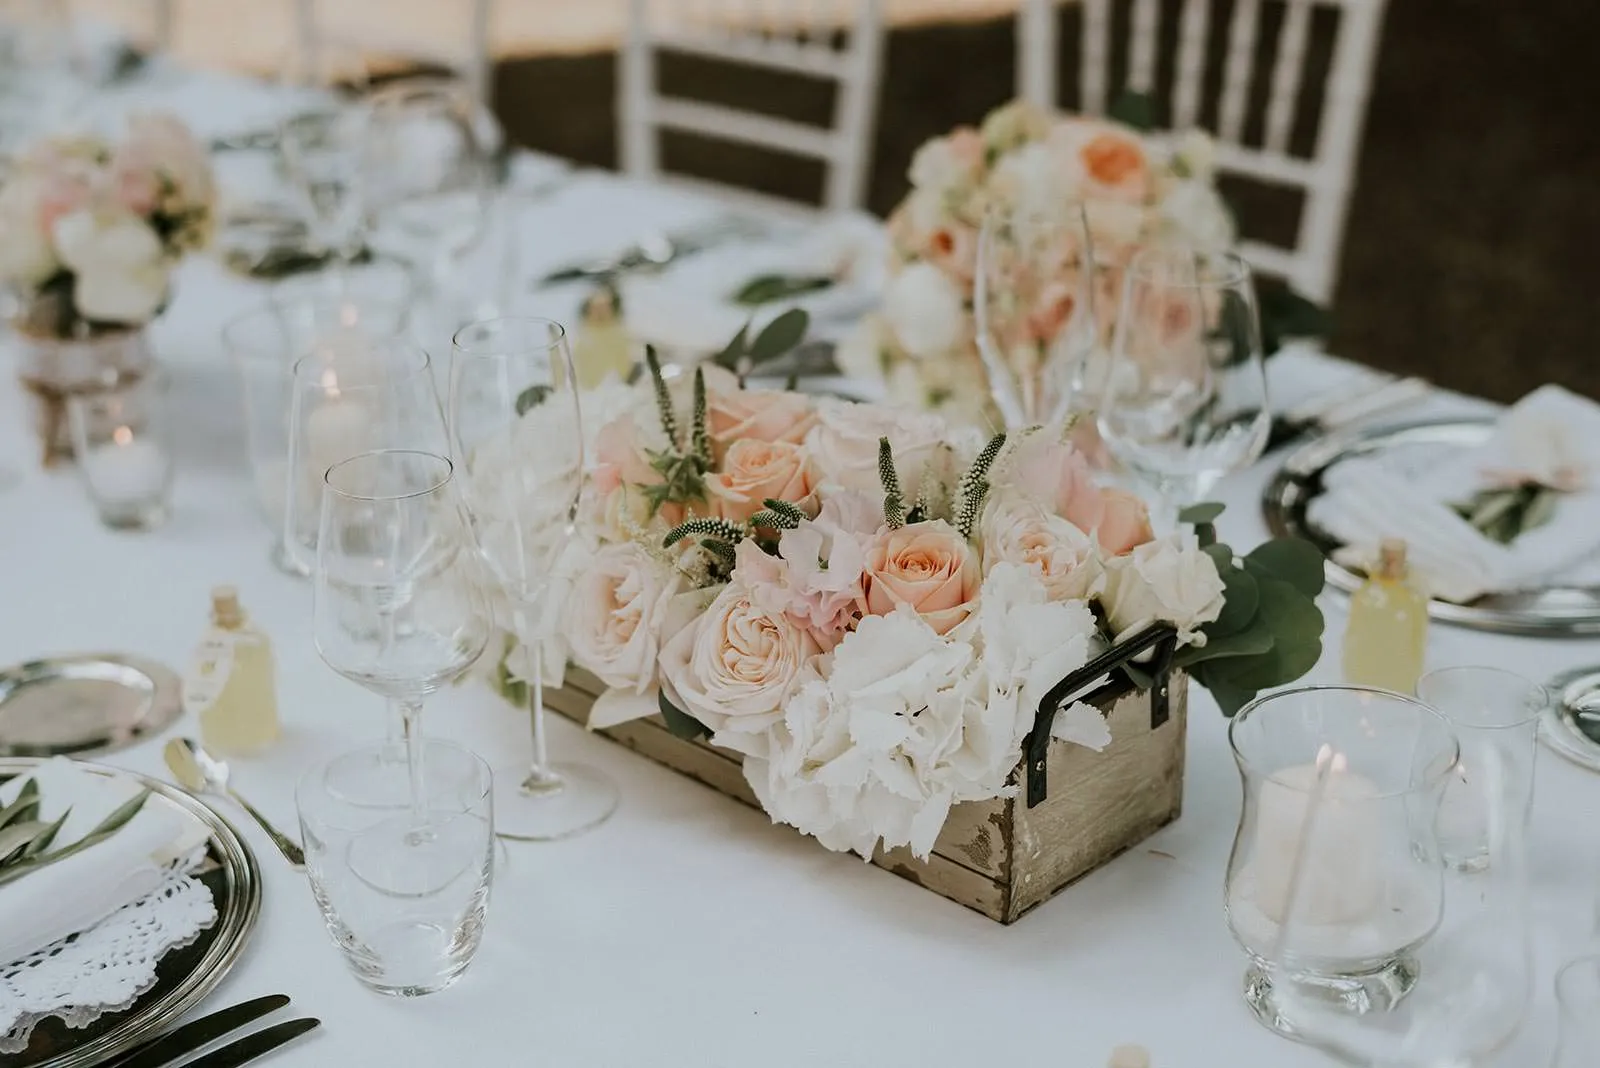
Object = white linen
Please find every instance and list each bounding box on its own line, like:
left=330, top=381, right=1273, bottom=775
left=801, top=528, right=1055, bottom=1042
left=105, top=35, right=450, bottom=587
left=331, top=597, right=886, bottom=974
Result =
left=1307, top=385, right=1600, bottom=601
left=0, top=758, right=203, bottom=966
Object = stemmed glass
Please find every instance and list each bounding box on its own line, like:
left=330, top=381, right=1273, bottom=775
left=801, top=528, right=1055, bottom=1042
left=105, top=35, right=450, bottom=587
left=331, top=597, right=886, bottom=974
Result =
left=974, top=200, right=1099, bottom=429
left=312, top=449, right=490, bottom=847
left=448, top=317, right=619, bottom=840
left=1097, top=244, right=1269, bottom=529
left=360, top=77, right=492, bottom=315
left=277, top=39, right=370, bottom=274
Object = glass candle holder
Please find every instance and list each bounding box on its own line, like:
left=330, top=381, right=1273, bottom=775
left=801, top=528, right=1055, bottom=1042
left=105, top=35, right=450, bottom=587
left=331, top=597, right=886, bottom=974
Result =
left=1552, top=955, right=1600, bottom=1068
left=66, top=370, right=175, bottom=530
left=1225, top=685, right=1459, bottom=1039
left=1416, top=666, right=1543, bottom=872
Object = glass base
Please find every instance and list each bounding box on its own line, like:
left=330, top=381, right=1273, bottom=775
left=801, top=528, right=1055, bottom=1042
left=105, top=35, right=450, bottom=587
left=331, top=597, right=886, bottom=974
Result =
left=1243, top=955, right=1421, bottom=1041
left=95, top=501, right=169, bottom=531
left=494, top=761, right=617, bottom=841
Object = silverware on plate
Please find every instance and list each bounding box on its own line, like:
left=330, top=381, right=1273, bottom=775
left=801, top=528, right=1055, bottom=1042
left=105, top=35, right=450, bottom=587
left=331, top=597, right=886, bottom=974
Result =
left=98, top=995, right=289, bottom=1068
left=163, top=739, right=305, bottom=869
left=534, top=216, right=766, bottom=287
left=179, top=1018, right=320, bottom=1068
left=1265, top=375, right=1431, bottom=451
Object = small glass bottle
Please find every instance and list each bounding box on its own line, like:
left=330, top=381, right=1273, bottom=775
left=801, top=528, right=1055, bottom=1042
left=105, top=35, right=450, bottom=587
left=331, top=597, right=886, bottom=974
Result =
left=188, top=586, right=281, bottom=755
left=1342, top=537, right=1429, bottom=692
left=572, top=284, right=635, bottom=389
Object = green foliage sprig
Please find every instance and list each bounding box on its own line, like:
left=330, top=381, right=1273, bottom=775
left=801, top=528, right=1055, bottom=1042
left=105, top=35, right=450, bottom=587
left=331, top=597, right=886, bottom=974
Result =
left=1451, top=483, right=1558, bottom=545
left=0, top=778, right=152, bottom=890
left=710, top=308, right=811, bottom=383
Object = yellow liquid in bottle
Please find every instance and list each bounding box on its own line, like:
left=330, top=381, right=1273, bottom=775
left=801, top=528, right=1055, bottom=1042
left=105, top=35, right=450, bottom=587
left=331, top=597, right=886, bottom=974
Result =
left=1342, top=540, right=1428, bottom=692
left=194, top=589, right=281, bottom=756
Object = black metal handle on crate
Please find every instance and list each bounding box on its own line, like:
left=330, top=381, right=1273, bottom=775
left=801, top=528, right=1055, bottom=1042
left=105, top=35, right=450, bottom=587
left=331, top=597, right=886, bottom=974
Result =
left=1024, top=623, right=1179, bottom=809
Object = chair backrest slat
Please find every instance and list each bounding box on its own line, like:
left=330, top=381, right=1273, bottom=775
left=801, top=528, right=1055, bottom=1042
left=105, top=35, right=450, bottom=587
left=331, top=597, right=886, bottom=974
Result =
left=1171, top=0, right=1213, bottom=130
left=1216, top=0, right=1262, bottom=144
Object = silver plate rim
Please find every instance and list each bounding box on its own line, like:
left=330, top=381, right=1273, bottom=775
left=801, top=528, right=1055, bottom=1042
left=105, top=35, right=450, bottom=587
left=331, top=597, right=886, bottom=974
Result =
left=1262, top=417, right=1600, bottom=637
left=0, top=653, right=185, bottom=759
left=1538, top=666, right=1600, bottom=773
left=0, top=757, right=262, bottom=1068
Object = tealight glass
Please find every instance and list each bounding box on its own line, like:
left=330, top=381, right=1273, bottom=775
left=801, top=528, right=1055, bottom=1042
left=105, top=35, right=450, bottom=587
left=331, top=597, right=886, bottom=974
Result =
left=66, top=370, right=175, bottom=531
left=1224, top=685, right=1459, bottom=1039
left=1552, top=955, right=1600, bottom=1068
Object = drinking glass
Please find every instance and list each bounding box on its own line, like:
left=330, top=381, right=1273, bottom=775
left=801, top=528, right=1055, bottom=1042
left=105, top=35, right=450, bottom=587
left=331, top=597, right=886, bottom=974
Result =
left=298, top=738, right=493, bottom=996
left=974, top=200, right=1099, bottom=429
left=226, top=285, right=409, bottom=571
left=1097, top=244, right=1269, bottom=529
left=360, top=77, right=492, bottom=303
left=1551, top=955, right=1600, bottom=1068
left=66, top=370, right=174, bottom=531
left=1225, top=686, right=1460, bottom=1039
left=277, top=38, right=369, bottom=271
left=313, top=449, right=490, bottom=835
left=1415, top=666, right=1543, bottom=872
left=1259, top=690, right=1534, bottom=1065
left=448, top=317, right=618, bottom=840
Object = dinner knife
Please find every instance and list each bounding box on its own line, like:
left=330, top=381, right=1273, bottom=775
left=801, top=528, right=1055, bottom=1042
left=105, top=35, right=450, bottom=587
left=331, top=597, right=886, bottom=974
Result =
left=1265, top=375, right=1430, bottom=451
left=97, top=995, right=290, bottom=1068
left=182, top=1018, right=321, bottom=1068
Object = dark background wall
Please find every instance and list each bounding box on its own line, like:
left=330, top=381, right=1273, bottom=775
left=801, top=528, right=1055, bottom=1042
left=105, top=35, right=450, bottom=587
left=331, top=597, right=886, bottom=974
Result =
left=493, top=0, right=1600, bottom=402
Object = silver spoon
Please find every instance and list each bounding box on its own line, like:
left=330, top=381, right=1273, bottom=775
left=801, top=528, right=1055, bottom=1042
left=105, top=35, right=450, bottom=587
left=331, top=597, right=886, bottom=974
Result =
left=164, top=737, right=306, bottom=869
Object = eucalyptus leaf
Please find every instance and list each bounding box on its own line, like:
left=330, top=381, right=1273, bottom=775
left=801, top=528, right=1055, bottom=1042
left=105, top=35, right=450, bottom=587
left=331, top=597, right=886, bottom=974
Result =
left=711, top=321, right=751, bottom=371
left=1200, top=561, right=1259, bottom=639
left=1203, top=576, right=1324, bottom=692
left=1243, top=538, right=1326, bottom=599
left=732, top=273, right=834, bottom=306
left=514, top=384, right=552, bottom=417
left=1191, top=666, right=1258, bottom=717
left=1109, top=90, right=1157, bottom=132
left=659, top=690, right=711, bottom=741
left=1174, top=624, right=1274, bottom=668
left=746, top=308, right=810, bottom=365
left=1179, top=502, right=1225, bottom=525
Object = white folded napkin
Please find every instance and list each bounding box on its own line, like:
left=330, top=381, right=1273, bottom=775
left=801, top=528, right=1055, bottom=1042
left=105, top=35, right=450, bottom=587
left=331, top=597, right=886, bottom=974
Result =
left=0, top=759, right=203, bottom=966
left=1309, top=385, right=1600, bottom=602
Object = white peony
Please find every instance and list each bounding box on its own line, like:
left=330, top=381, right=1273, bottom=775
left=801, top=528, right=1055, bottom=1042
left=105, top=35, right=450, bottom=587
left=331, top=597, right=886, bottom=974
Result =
left=803, top=397, right=949, bottom=495
left=882, top=261, right=966, bottom=360
left=52, top=208, right=169, bottom=324
left=979, top=491, right=1104, bottom=603
left=989, top=141, right=1062, bottom=223
left=1099, top=532, right=1226, bottom=645
left=567, top=541, right=684, bottom=695
left=0, top=173, right=59, bottom=286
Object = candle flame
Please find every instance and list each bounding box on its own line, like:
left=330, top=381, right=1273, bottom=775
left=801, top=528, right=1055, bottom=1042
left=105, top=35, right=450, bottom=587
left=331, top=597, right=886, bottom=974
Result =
left=112, top=426, right=133, bottom=446
left=1313, top=744, right=1349, bottom=775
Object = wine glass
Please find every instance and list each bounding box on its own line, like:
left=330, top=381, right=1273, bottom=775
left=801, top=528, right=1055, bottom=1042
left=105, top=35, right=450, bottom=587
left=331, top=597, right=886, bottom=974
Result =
left=1097, top=244, right=1269, bottom=530
left=313, top=449, right=490, bottom=848
left=277, top=39, right=370, bottom=273
left=1258, top=693, right=1534, bottom=1066
left=974, top=199, right=1099, bottom=429
left=360, top=77, right=492, bottom=311
left=447, top=317, right=619, bottom=841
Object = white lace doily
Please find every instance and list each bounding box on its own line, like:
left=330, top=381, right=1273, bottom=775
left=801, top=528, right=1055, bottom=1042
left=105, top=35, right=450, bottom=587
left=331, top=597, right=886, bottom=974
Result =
left=0, top=857, right=217, bottom=1052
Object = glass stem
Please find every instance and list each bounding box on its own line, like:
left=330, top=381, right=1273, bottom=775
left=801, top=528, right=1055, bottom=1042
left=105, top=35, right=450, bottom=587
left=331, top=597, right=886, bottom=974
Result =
left=380, top=609, right=403, bottom=763
left=400, top=698, right=428, bottom=829
left=521, top=652, right=560, bottom=793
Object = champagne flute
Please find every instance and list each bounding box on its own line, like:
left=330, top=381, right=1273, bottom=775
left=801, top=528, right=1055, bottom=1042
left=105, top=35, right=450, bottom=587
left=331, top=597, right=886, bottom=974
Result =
left=974, top=199, right=1099, bottom=429
left=1097, top=244, right=1269, bottom=530
left=448, top=317, right=619, bottom=841
left=313, top=449, right=489, bottom=843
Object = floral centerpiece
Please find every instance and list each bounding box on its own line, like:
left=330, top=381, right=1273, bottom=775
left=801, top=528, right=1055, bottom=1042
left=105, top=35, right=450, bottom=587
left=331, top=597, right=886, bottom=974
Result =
left=478, top=322, right=1326, bottom=867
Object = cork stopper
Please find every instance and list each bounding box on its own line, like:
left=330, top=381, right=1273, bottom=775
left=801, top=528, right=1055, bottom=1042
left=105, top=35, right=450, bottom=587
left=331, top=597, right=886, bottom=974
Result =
left=211, top=586, right=245, bottom=629
left=1376, top=538, right=1408, bottom=581
left=1107, top=1045, right=1151, bottom=1068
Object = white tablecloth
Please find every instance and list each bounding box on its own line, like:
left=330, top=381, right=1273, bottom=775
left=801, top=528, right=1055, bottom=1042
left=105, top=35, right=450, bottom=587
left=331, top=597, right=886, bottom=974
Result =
left=3, top=76, right=1598, bottom=1068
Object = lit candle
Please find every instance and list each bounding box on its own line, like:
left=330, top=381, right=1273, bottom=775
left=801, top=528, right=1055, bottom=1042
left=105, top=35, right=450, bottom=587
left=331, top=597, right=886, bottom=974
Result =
left=84, top=427, right=169, bottom=505
left=1252, top=745, right=1382, bottom=925
left=303, top=368, right=372, bottom=482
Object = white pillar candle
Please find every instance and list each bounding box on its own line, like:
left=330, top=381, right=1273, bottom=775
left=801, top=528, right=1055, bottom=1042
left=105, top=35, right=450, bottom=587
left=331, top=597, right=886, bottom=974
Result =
left=85, top=433, right=169, bottom=504
left=303, top=366, right=373, bottom=484
left=1252, top=747, right=1383, bottom=926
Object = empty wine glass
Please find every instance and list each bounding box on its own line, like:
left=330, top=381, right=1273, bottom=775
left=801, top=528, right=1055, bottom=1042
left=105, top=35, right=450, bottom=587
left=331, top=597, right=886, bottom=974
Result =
left=448, top=317, right=618, bottom=840
left=277, top=39, right=370, bottom=271
left=1097, top=244, right=1269, bottom=529
left=360, top=77, right=492, bottom=309
left=974, top=199, right=1099, bottom=429
left=313, top=449, right=490, bottom=846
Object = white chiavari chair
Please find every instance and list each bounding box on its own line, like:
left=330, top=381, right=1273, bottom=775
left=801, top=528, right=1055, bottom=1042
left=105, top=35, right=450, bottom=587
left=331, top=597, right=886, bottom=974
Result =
left=619, top=0, right=886, bottom=215
left=292, top=0, right=493, bottom=105
left=1018, top=0, right=1388, bottom=303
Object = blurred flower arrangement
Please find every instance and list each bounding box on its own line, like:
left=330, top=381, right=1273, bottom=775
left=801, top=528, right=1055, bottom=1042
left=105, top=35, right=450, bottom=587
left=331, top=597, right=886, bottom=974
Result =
left=0, top=113, right=215, bottom=338
left=472, top=315, right=1326, bottom=861
left=839, top=99, right=1314, bottom=426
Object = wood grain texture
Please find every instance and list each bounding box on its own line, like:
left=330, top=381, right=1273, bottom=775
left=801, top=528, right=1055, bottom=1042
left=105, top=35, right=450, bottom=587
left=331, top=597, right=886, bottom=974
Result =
left=547, top=668, right=1187, bottom=924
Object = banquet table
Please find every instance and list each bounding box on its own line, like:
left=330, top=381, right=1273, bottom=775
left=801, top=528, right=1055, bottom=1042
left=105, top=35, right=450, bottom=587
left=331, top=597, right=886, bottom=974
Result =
left=3, top=67, right=1599, bottom=1068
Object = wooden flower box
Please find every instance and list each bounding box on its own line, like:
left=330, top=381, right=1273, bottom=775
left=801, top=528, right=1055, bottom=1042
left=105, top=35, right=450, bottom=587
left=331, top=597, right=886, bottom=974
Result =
left=544, top=627, right=1187, bottom=924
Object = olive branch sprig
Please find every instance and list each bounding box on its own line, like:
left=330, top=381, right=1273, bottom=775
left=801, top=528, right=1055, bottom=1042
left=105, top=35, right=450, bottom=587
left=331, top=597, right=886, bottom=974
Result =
left=0, top=778, right=152, bottom=890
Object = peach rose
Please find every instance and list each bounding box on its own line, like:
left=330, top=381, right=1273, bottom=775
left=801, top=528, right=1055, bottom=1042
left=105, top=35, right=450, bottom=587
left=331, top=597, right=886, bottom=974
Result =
left=1010, top=434, right=1107, bottom=532
left=707, top=389, right=816, bottom=463
left=1095, top=488, right=1155, bottom=555
left=864, top=520, right=980, bottom=635
left=706, top=439, right=815, bottom=523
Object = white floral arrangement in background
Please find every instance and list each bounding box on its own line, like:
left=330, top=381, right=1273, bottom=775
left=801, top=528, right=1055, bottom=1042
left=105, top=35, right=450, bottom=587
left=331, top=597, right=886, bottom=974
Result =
left=0, top=112, right=215, bottom=337
left=473, top=329, right=1324, bottom=861
left=838, top=99, right=1232, bottom=425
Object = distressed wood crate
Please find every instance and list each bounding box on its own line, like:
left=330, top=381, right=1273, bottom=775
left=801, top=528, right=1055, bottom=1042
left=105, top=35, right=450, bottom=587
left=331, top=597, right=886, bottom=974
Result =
left=546, top=632, right=1188, bottom=924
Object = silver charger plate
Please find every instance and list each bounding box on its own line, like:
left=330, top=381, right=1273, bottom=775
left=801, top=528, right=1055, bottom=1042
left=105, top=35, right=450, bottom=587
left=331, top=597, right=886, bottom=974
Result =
left=0, top=655, right=184, bottom=758
left=1262, top=418, right=1600, bottom=636
left=1540, top=665, right=1600, bottom=772
left=0, top=758, right=261, bottom=1068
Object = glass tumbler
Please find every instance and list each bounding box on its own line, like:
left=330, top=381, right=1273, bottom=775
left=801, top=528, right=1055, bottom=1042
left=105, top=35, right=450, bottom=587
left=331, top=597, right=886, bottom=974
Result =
left=1225, top=685, right=1459, bottom=1039
left=298, top=739, right=494, bottom=997
left=1552, top=954, right=1600, bottom=1068
left=1415, top=666, right=1542, bottom=872
left=66, top=370, right=175, bottom=531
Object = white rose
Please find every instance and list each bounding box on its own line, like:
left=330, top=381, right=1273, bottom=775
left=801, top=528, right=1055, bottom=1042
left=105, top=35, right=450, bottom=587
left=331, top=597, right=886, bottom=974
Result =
left=53, top=208, right=169, bottom=324
left=989, top=141, right=1061, bottom=223
left=658, top=581, right=822, bottom=755
left=882, top=261, right=966, bottom=360
left=979, top=492, right=1104, bottom=602
left=1160, top=181, right=1235, bottom=250
left=1172, top=128, right=1218, bottom=180
left=567, top=542, right=684, bottom=694
left=1099, top=532, right=1226, bottom=645
left=0, top=173, right=59, bottom=286
left=803, top=397, right=949, bottom=494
